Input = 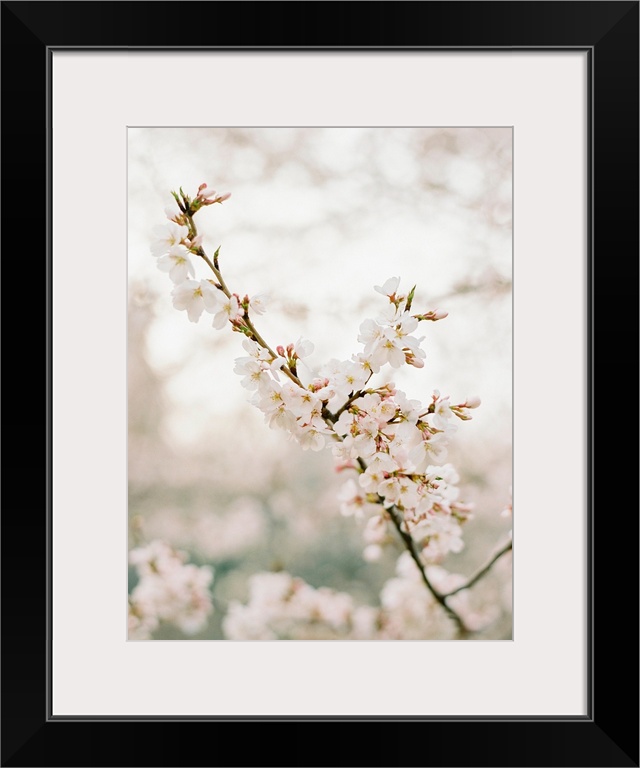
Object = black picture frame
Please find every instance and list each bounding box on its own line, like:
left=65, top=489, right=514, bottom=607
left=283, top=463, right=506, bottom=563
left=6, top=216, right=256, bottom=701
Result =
left=2, top=2, right=638, bottom=766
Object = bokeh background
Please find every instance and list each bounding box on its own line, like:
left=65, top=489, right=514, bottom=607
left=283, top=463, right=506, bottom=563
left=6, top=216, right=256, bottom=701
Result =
left=128, top=127, right=512, bottom=639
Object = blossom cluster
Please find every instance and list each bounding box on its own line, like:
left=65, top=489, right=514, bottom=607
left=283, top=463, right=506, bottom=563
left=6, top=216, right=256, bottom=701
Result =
left=222, top=570, right=378, bottom=641
left=222, top=552, right=498, bottom=641
left=128, top=540, right=214, bottom=640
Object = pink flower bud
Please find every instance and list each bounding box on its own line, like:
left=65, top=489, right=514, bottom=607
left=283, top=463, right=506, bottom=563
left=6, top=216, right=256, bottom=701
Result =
left=464, top=396, right=481, bottom=409
left=197, top=185, right=217, bottom=199
left=420, top=309, right=448, bottom=321
left=405, top=352, right=425, bottom=368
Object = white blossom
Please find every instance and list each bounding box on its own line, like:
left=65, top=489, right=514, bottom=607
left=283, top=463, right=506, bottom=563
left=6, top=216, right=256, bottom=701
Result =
left=171, top=280, right=221, bottom=323
left=212, top=293, right=244, bottom=330
left=156, top=245, right=195, bottom=284
left=233, top=357, right=273, bottom=393
left=128, top=541, right=214, bottom=640
left=337, top=479, right=378, bottom=518
left=374, top=276, right=401, bottom=298
left=150, top=223, right=189, bottom=258
left=293, top=337, right=314, bottom=358
left=249, top=293, right=269, bottom=315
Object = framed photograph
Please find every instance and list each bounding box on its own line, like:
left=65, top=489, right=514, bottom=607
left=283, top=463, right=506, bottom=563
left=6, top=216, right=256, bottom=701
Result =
left=3, top=1, right=637, bottom=766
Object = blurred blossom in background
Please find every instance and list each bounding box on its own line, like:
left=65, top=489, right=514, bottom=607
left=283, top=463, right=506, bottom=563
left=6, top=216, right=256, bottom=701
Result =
left=128, top=127, right=512, bottom=640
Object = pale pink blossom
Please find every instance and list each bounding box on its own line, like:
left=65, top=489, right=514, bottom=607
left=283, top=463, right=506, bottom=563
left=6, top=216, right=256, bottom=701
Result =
left=293, top=337, right=314, bottom=359
left=128, top=541, right=214, bottom=640
left=430, top=395, right=453, bottom=430
left=241, top=337, right=274, bottom=362
left=171, top=280, right=221, bottom=323
left=249, top=293, right=269, bottom=315
left=150, top=223, right=189, bottom=258
left=374, top=276, right=401, bottom=299
left=357, top=318, right=385, bottom=354
left=212, top=294, right=244, bottom=330
left=321, top=359, right=370, bottom=400
left=156, top=245, right=195, bottom=284
left=233, top=357, right=273, bottom=393
left=282, top=382, right=320, bottom=422
left=337, top=479, right=380, bottom=518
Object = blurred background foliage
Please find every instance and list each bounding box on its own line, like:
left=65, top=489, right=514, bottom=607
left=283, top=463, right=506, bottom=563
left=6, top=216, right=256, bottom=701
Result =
left=128, top=127, right=512, bottom=640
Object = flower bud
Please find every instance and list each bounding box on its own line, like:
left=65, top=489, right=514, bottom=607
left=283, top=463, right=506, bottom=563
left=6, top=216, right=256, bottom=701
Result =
left=197, top=184, right=216, bottom=199
left=405, top=351, right=425, bottom=368
left=418, top=309, right=448, bottom=321
left=196, top=186, right=231, bottom=205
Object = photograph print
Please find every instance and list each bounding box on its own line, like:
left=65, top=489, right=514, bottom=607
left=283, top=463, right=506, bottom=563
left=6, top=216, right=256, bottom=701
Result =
left=127, top=126, right=513, bottom=642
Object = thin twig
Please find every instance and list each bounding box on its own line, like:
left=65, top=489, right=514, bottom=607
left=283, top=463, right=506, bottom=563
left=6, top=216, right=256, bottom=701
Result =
left=330, top=377, right=374, bottom=422
left=443, top=538, right=513, bottom=598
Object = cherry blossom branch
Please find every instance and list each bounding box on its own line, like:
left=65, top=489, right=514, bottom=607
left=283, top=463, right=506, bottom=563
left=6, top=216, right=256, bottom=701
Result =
left=182, top=200, right=483, bottom=632
left=158, top=185, right=510, bottom=638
